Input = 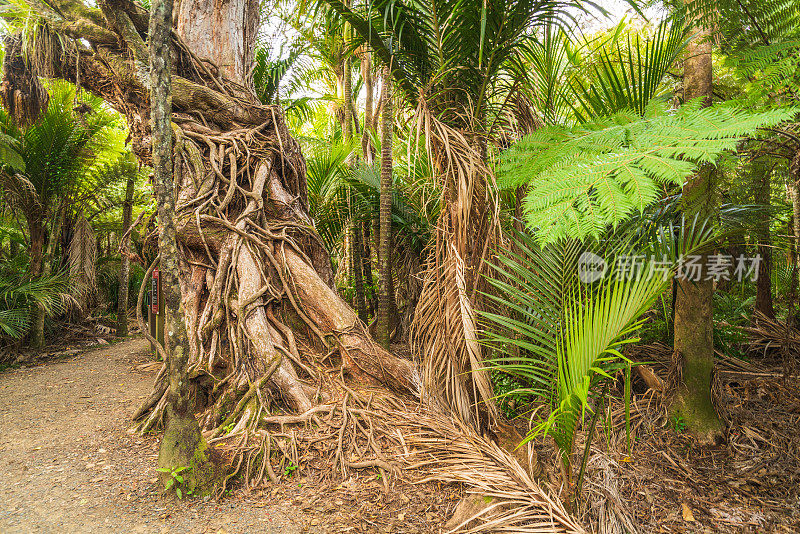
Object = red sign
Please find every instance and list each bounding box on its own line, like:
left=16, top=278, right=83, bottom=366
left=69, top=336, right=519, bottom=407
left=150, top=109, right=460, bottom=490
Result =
left=151, top=270, right=160, bottom=315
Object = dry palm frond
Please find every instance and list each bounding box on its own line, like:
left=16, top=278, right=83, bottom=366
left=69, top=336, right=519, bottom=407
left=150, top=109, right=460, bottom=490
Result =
left=410, top=103, right=500, bottom=432
left=582, top=453, right=639, bottom=534
left=67, top=214, right=97, bottom=311
left=398, top=410, right=584, bottom=534
left=740, top=311, right=800, bottom=360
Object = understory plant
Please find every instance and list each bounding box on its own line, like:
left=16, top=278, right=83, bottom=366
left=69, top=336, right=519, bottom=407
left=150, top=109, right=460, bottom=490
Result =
left=480, top=221, right=714, bottom=500
left=0, top=257, right=74, bottom=341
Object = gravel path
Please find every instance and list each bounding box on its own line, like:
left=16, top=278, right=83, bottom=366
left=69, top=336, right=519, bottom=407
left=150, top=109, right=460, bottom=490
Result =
left=0, top=337, right=305, bottom=534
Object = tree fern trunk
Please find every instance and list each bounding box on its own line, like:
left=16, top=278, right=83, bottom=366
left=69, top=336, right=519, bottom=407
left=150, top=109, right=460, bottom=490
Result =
left=117, top=170, right=135, bottom=337
left=377, top=65, right=393, bottom=349
left=672, top=25, right=724, bottom=445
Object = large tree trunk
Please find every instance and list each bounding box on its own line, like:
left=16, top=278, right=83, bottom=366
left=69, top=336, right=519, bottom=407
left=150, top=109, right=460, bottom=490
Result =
left=672, top=26, right=724, bottom=445
left=0, top=0, right=418, bottom=488
left=117, top=168, right=135, bottom=337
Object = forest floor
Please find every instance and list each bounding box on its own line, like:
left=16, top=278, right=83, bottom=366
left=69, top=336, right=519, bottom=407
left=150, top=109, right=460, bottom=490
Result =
left=2, top=335, right=798, bottom=533
left=0, top=336, right=458, bottom=534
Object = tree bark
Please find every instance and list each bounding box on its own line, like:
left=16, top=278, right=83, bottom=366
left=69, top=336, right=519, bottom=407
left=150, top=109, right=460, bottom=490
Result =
left=2, top=0, right=418, bottom=490
left=786, top=167, right=800, bottom=329
left=27, top=217, right=46, bottom=349
left=151, top=0, right=217, bottom=495
left=361, top=49, right=375, bottom=164
left=377, top=65, right=393, bottom=349
left=672, top=26, right=724, bottom=444
left=117, top=169, right=135, bottom=336
left=352, top=224, right=368, bottom=321
left=755, top=166, right=775, bottom=321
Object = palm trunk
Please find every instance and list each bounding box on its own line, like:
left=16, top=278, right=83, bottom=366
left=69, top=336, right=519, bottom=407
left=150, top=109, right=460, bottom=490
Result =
left=151, top=0, right=217, bottom=496
left=377, top=65, right=393, bottom=349
left=117, top=170, right=135, bottom=336
left=352, top=223, right=368, bottom=321
left=362, top=221, right=376, bottom=316
left=672, top=26, right=724, bottom=444
left=755, top=168, right=775, bottom=320
left=28, top=217, right=46, bottom=349
left=361, top=50, right=375, bottom=164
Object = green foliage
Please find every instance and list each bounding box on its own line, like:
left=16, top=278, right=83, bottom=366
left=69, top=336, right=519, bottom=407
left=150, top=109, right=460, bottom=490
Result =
left=325, top=0, right=594, bottom=129
left=481, top=232, right=669, bottom=479
left=496, top=102, right=795, bottom=243
left=569, top=19, right=689, bottom=121
left=490, top=370, right=531, bottom=419
left=713, top=291, right=755, bottom=358
left=283, top=460, right=298, bottom=477
left=0, top=257, right=73, bottom=340
left=156, top=465, right=192, bottom=499
left=480, top=219, right=715, bottom=489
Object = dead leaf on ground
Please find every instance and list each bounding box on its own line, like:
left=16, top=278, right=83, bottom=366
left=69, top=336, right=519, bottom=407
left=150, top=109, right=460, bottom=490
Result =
left=682, top=502, right=696, bottom=522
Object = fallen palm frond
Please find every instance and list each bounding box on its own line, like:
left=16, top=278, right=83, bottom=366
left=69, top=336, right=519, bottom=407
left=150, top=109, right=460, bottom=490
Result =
left=67, top=214, right=97, bottom=312
left=738, top=311, right=800, bottom=360
left=397, top=409, right=585, bottom=534
left=410, top=107, right=500, bottom=433
left=629, top=342, right=768, bottom=375
left=582, top=453, right=639, bottom=534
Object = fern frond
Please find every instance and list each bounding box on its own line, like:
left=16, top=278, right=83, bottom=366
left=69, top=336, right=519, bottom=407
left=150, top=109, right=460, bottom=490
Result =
left=497, top=103, right=796, bottom=243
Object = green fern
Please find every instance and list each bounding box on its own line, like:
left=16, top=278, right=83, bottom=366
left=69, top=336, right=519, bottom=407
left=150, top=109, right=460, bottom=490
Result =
left=496, top=101, right=795, bottom=243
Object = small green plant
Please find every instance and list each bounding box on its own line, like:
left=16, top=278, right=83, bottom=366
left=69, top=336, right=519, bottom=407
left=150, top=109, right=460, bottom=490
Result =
left=156, top=465, right=191, bottom=498
left=490, top=370, right=532, bottom=419
left=222, top=421, right=236, bottom=434
left=283, top=460, right=298, bottom=477
left=671, top=415, right=686, bottom=434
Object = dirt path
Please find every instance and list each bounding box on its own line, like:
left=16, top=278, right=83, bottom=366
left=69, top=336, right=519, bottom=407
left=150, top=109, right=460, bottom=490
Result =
left=0, top=337, right=306, bottom=534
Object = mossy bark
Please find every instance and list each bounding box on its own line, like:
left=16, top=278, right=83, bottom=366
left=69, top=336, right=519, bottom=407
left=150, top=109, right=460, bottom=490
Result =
left=672, top=25, right=724, bottom=444
left=150, top=0, right=218, bottom=493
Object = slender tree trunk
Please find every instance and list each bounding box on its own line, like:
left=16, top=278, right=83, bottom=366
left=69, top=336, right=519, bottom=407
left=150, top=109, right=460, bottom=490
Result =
left=787, top=174, right=800, bottom=329
left=377, top=65, right=393, bottom=349
left=361, top=50, right=375, bottom=164
left=362, top=221, right=376, bottom=316
left=352, top=224, right=368, bottom=321
left=672, top=26, right=724, bottom=444
left=343, top=56, right=352, bottom=144
left=755, top=167, right=775, bottom=320
left=151, top=0, right=217, bottom=495
left=117, top=170, right=135, bottom=336
left=28, top=217, right=46, bottom=349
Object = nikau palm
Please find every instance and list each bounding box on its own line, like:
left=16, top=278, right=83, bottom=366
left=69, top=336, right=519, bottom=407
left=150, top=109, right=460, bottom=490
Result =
left=326, top=0, right=598, bottom=431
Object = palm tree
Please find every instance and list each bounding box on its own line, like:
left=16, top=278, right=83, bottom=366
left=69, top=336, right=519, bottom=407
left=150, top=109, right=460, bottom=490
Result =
left=0, top=82, right=116, bottom=347
left=325, top=0, right=595, bottom=430
left=377, top=64, right=393, bottom=348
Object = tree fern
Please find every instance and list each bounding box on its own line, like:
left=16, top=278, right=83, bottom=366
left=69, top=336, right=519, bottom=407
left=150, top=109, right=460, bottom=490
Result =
left=496, top=102, right=796, bottom=243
